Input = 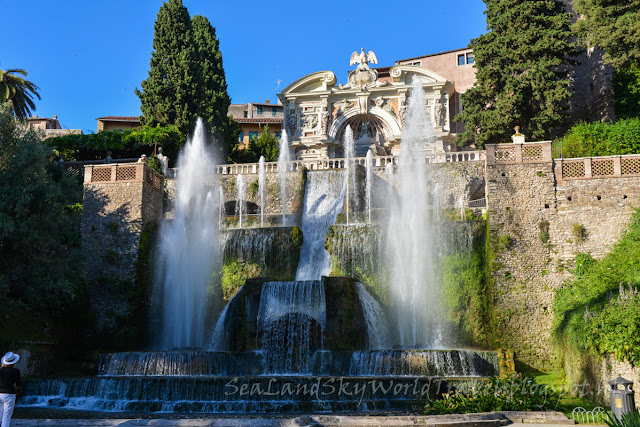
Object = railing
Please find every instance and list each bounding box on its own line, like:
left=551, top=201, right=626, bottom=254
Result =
left=486, top=142, right=552, bottom=164
left=571, top=407, right=606, bottom=424
left=84, top=162, right=164, bottom=191
left=468, top=198, right=487, bottom=208
left=555, top=154, right=640, bottom=181
left=213, top=151, right=486, bottom=175
left=60, top=158, right=138, bottom=179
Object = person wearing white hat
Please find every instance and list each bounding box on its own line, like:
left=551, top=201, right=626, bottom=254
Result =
left=0, top=352, right=21, bottom=427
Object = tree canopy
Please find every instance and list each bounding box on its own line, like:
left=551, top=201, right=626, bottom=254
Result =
left=0, top=68, right=40, bottom=119
left=573, top=0, right=640, bottom=69
left=0, top=102, right=83, bottom=326
left=229, top=126, right=279, bottom=163
left=136, top=0, right=237, bottom=156
left=46, top=124, right=183, bottom=163
left=454, top=0, right=576, bottom=148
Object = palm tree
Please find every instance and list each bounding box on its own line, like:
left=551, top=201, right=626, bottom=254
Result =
left=0, top=68, right=40, bottom=119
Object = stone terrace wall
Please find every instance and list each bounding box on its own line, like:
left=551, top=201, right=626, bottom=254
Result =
left=486, top=144, right=640, bottom=370
left=81, top=163, right=164, bottom=334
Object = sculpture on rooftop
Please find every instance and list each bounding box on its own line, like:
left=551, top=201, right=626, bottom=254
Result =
left=348, top=48, right=379, bottom=89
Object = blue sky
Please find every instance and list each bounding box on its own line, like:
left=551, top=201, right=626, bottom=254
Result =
left=1, top=0, right=487, bottom=133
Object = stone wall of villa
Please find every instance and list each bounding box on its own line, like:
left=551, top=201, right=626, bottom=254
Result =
left=81, top=164, right=164, bottom=334
left=485, top=148, right=640, bottom=371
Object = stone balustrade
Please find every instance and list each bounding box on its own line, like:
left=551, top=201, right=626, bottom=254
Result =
left=555, top=154, right=640, bottom=182
left=213, top=151, right=486, bottom=175
left=486, top=141, right=552, bottom=165
left=84, top=162, right=164, bottom=191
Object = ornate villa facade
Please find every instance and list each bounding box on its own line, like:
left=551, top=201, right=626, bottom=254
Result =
left=277, top=49, right=463, bottom=161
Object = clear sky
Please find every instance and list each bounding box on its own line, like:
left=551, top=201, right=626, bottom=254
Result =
left=1, top=0, right=487, bottom=134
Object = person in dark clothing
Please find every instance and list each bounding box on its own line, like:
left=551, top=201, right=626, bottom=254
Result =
left=0, top=352, right=21, bottom=427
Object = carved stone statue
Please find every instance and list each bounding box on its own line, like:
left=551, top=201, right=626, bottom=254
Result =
left=348, top=48, right=379, bottom=89
left=287, top=112, right=297, bottom=137
left=350, top=48, right=378, bottom=72
left=398, top=100, right=407, bottom=126
left=433, top=102, right=443, bottom=128
left=303, top=113, right=318, bottom=130
left=321, top=107, right=331, bottom=135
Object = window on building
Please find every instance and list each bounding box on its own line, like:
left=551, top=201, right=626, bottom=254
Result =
left=272, top=107, right=277, bottom=116
left=243, top=111, right=248, bottom=118
left=407, top=60, right=422, bottom=66
left=237, top=132, right=244, bottom=142
left=249, top=131, right=258, bottom=141
left=458, top=52, right=474, bottom=66
left=257, top=106, right=264, bottom=115
left=275, top=132, right=281, bottom=140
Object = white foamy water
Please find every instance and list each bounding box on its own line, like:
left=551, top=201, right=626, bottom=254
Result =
left=155, top=118, right=220, bottom=349
left=295, top=170, right=345, bottom=280
left=277, top=130, right=291, bottom=225
left=387, top=76, right=447, bottom=348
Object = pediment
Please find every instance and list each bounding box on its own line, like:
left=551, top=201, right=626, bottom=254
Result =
left=281, top=71, right=337, bottom=95
left=389, top=65, right=448, bottom=85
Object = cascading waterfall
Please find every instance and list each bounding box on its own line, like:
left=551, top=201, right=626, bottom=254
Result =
left=295, top=170, right=346, bottom=280
left=365, top=150, right=373, bottom=224
left=236, top=174, right=246, bottom=229
left=259, top=156, right=265, bottom=227
left=277, top=129, right=291, bottom=225
left=257, top=281, right=326, bottom=374
left=355, top=282, right=390, bottom=349
left=343, top=126, right=355, bottom=225
left=388, top=76, right=446, bottom=348
left=154, top=118, right=219, bottom=349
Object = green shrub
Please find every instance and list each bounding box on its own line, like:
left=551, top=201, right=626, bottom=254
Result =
left=539, top=220, right=550, bottom=243
left=554, top=209, right=640, bottom=366
left=572, top=223, right=586, bottom=243
left=424, top=374, right=559, bottom=414
left=496, top=234, right=513, bottom=253
left=221, top=261, right=260, bottom=301
left=557, top=118, right=640, bottom=158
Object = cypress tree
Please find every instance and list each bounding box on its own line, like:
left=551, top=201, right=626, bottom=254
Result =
left=191, top=15, right=237, bottom=156
left=136, top=0, right=198, bottom=137
left=455, top=0, right=577, bottom=147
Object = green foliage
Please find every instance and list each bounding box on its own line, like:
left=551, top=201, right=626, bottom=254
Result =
left=442, top=236, right=492, bottom=346
left=424, top=374, right=559, bottom=414
left=606, top=408, right=640, bottom=427
left=454, top=0, right=576, bottom=148
left=554, top=209, right=640, bottom=366
left=221, top=261, right=260, bottom=301
left=572, top=223, right=586, bottom=243
left=496, top=234, right=513, bottom=253
left=0, top=103, right=84, bottom=322
left=0, top=69, right=40, bottom=119
left=136, top=0, right=236, bottom=156
left=572, top=0, right=640, bottom=69
left=539, top=220, right=550, bottom=243
left=557, top=118, right=640, bottom=158
left=613, top=63, right=640, bottom=120
left=229, top=125, right=280, bottom=163
left=45, top=124, right=183, bottom=164
left=146, top=155, right=164, bottom=175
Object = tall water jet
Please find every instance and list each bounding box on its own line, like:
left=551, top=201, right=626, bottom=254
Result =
left=343, top=126, right=355, bottom=225
left=277, top=130, right=291, bottom=225
left=366, top=150, right=373, bottom=224
left=258, top=156, right=265, bottom=227
left=388, top=76, right=445, bottom=348
left=236, top=174, right=246, bottom=229
left=154, top=118, right=219, bottom=349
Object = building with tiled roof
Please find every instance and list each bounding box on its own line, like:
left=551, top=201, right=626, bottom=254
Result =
left=27, top=115, right=82, bottom=138
left=228, top=101, right=283, bottom=149
left=97, top=116, right=141, bottom=132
